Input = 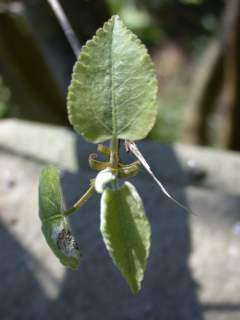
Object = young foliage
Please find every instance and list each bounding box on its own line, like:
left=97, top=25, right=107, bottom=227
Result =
left=38, top=15, right=190, bottom=294
left=100, top=182, right=151, bottom=294
left=67, top=15, right=158, bottom=143
left=39, top=166, right=81, bottom=269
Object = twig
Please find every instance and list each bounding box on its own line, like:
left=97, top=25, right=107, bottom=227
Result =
left=47, top=0, right=81, bottom=58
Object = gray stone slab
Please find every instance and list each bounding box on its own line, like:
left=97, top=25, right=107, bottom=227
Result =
left=1, top=119, right=240, bottom=195
left=0, top=120, right=240, bottom=320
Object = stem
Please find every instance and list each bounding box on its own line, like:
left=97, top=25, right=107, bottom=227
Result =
left=47, top=0, right=81, bottom=58
left=110, top=137, right=119, bottom=189
left=64, top=183, right=95, bottom=217
left=110, top=137, right=119, bottom=168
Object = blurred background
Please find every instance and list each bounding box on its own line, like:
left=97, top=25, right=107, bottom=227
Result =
left=1, top=1, right=240, bottom=320
left=2, top=0, right=240, bottom=150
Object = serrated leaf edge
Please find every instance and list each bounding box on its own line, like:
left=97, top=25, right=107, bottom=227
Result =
left=67, top=15, right=158, bottom=142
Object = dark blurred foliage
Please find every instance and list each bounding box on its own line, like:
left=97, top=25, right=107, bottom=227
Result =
left=0, top=0, right=110, bottom=124
left=0, top=76, right=10, bottom=117
left=106, top=0, right=224, bottom=48
left=3, top=0, right=240, bottom=150
left=181, top=0, right=240, bottom=150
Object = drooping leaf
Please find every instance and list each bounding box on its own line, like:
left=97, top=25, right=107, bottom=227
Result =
left=100, top=181, right=151, bottom=294
left=67, top=15, right=158, bottom=143
left=39, top=166, right=81, bottom=269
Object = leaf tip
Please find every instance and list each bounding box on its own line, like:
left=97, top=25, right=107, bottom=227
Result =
left=128, top=280, right=141, bottom=295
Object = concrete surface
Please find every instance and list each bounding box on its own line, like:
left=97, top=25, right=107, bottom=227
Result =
left=0, top=119, right=240, bottom=320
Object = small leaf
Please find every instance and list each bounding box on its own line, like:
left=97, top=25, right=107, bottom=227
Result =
left=67, top=15, right=158, bottom=143
left=39, top=166, right=81, bottom=269
left=100, top=181, right=151, bottom=294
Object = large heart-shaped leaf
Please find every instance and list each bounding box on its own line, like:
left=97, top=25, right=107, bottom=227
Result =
left=39, top=166, right=81, bottom=269
left=100, top=181, right=151, bottom=294
left=67, top=15, right=158, bottom=143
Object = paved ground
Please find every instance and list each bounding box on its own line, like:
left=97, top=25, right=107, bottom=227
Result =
left=0, top=120, right=240, bottom=320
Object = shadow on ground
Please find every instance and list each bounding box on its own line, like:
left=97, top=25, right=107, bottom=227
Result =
left=2, top=137, right=240, bottom=319
left=48, top=139, right=204, bottom=320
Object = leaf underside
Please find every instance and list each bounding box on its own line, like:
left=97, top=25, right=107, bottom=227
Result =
left=100, top=182, right=151, bottom=294
left=67, top=15, right=158, bottom=143
left=39, top=166, right=81, bottom=269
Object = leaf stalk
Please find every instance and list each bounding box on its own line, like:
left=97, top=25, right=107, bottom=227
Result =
left=110, top=137, right=119, bottom=189
left=64, top=182, right=95, bottom=217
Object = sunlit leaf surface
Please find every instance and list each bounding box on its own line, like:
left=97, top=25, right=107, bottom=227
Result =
left=67, top=15, right=158, bottom=143
left=100, top=182, right=151, bottom=294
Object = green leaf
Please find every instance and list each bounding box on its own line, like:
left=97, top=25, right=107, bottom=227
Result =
left=100, top=181, right=151, bottom=294
left=39, top=166, right=81, bottom=269
left=67, top=15, right=158, bottom=143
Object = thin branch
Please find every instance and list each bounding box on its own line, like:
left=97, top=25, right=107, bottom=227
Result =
left=64, top=183, right=95, bottom=217
left=47, top=0, right=81, bottom=58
